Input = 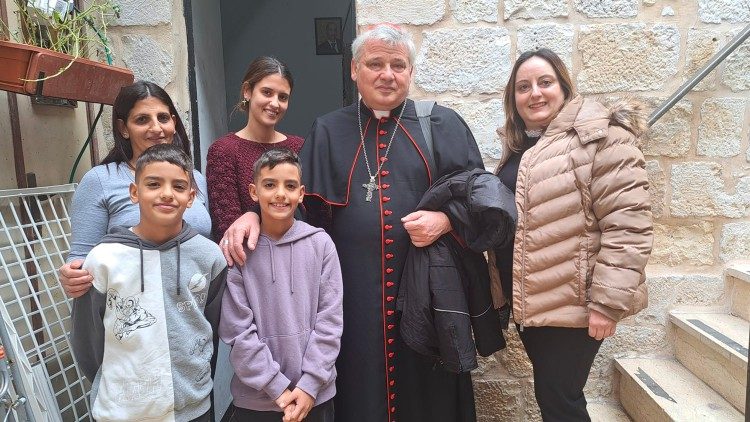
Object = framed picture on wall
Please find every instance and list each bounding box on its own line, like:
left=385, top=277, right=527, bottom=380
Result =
left=315, top=17, right=343, bottom=55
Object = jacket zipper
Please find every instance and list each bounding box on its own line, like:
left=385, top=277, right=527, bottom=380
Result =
left=519, top=150, right=532, bottom=332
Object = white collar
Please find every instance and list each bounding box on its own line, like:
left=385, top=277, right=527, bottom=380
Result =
left=372, top=109, right=390, bottom=119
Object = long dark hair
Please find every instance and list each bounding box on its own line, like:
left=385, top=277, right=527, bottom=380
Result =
left=501, top=48, right=575, bottom=165
left=100, top=81, right=191, bottom=166
left=236, top=56, right=294, bottom=112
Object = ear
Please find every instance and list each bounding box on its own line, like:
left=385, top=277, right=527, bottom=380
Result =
left=242, top=82, right=252, bottom=100
left=350, top=58, right=358, bottom=82
left=186, top=187, right=196, bottom=208
left=129, top=182, right=138, bottom=203
left=298, top=185, right=305, bottom=204
left=249, top=183, right=258, bottom=202
left=117, top=119, right=129, bottom=139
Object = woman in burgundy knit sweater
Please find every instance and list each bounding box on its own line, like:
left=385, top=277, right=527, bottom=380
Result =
left=206, top=57, right=304, bottom=241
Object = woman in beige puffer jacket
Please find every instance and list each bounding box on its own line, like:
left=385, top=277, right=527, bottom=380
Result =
left=488, top=48, right=653, bottom=421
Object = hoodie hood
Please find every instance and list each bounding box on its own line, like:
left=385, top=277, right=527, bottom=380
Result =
left=99, top=222, right=200, bottom=294
left=256, top=220, right=324, bottom=294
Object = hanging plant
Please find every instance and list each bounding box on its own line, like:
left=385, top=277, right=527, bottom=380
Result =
left=0, top=0, right=133, bottom=105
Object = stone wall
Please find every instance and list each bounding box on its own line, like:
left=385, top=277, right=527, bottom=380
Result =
left=96, top=0, right=190, bottom=154
left=356, top=0, right=750, bottom=419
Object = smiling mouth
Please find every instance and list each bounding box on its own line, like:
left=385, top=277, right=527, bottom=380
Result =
left=529, top=102, right=547, bottom=109
left=270, top=203, right=289, bottom=209
left=155, top=203, right=177, bottom=211
left=264, top=109, right=280, bottom=118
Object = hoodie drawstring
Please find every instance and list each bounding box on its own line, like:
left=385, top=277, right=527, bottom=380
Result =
left=289, top=242, right=294, bottom=294
left=137, top=238, right=145, bottom=293
left=176, top=239, right=181, bottom=296
left=262, top=236, right=296, bottom=294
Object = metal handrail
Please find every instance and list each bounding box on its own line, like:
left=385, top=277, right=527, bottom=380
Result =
left=648, top=23, right=750, bottom=127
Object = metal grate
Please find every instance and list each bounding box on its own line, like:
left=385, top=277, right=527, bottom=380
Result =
left=0, top=184, right=91, bottom=422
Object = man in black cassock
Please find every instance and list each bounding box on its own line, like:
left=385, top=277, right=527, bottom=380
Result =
left=300, top=25, right=483, bottom=422
left=223, top=24, right=483, bottom=422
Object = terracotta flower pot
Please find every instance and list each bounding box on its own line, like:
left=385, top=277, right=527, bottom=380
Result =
left=0, top=40, right=134, bottom=105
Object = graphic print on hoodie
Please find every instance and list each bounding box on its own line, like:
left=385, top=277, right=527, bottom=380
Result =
left=71, top=223, right=227, bottom=422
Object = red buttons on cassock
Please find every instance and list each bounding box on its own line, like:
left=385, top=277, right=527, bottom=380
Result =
left=387, top=310, right=395, bottom=316
left=388, top=338, right=395, bottom=344
left=384, top=224, right=393, bottom=230
left=380, top=117, right=388, bottom=123
left=388, top=324, right=395, bottom=330
left=382, top=183, right=390, bottom=189
left=391, top=407, right=396, bottom=413
left=390, top=393, right=396, bottom=400
left=389, top=366, right=394, bottom=373
left=386, top=281, right=395, bottom=287
left=380, top=156, right=388, bottom=163
left=386, top=268, right=394, bottom=274
left=381, top=170, right=390, bottom=176
left=384, top=210, right=393, bottom=216
left=385, top=238, right=394, bottom=244
left=388, top=352, right=395, bottom=358
left=383, top=196, right=391, bottom=202
left=386, top=296, right=394, bottom=302
left=379, top=130, right=387, bottom=135
left=379, top=143, right=387, bottom=149
left=390, top=380, right=395, bottom=386
left=386, top=253, right=394, bottom=259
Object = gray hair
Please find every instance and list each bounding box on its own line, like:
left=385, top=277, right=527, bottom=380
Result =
left=351, top=24, right=416, bottom=64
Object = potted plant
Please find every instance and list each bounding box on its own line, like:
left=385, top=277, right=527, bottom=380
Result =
left=0, top=0, right=133, bottom=105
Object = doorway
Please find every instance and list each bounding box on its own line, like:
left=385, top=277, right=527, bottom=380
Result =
left=187, top=0, right=357, bottom=172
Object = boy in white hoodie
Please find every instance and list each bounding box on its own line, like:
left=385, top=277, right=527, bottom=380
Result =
left=220, top=148, right=343, bottom=422
left=71, top=144, right=227, bottom=422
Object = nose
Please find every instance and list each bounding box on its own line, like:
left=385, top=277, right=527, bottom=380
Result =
left=161, top=184, right=174, bottom=199
left=530, top=84, right=542, bottom=97
left=269, top=95, right=280, bottom=108
left=380, top=65, right=396, bottom=81
left=148, top=117, right=164, bottom=133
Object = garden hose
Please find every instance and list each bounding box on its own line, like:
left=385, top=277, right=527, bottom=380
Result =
left=68, top=102, right=104, bottom=183
left=68, top=3, right=115, bottom=183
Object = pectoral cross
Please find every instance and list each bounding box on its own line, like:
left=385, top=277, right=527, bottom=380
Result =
left=362, top=176, right=379, bottom=202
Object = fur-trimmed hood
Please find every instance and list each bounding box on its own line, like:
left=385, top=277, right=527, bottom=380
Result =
left=604, top=97, right=649, bottom=139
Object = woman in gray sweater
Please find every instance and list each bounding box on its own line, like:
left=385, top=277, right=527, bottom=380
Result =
left=60, top=81, right=212, bottom=296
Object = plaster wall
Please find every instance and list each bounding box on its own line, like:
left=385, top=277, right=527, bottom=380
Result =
left=220, top=0, right=355, bottom=138
left=191, top=0, right=228, bottom=173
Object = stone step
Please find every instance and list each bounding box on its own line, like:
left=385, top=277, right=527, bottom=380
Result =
left=726, top=261, right=750, bottom=321
left=615, top=358, right=743, bottom=421
left=589, top=401, right=632, bottom=421
left=670, top=311, right=748, bottom=413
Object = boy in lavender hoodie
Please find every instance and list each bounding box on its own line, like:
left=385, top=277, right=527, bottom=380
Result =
left=219, top=148, right=343, bottom=422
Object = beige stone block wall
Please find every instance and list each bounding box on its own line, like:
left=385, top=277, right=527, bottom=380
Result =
left=357, top=0, right=749, bottom=417
left=97, top=0, right=190, bottom=156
